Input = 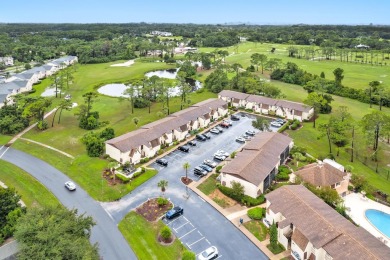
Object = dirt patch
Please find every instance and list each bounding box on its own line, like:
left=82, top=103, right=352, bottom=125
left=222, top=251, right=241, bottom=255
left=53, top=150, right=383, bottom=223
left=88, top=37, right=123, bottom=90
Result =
left=181, top=177, right=193, bottom=185
left=102, top=170, right=122, bottom=186
left=136, top=198, right=173, bottom=222
left=209, top=189, right=237, bottom=208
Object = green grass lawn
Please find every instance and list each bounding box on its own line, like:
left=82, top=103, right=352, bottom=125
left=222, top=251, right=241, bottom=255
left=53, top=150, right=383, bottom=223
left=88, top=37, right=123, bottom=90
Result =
left=267, top=243, right=286, bottom=255
left=0, top=160, right=59, bottom=208
left=11, top=139, right=158, bottom=201
left=197, top=174, right=218, bottom=195
left=243, top=220, right=268, bottom=242
left=0, top=135, right=12, bottom=146
left=118, top=211, right=186, bottom=259
left=200, top=42, right=389, bottom=91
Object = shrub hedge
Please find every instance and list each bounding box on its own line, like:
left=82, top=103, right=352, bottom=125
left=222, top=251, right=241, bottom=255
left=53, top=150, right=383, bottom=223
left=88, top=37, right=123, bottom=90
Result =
left=217, top=185, right=265, bottom=206
left=247, top=207, right=265, bottom=220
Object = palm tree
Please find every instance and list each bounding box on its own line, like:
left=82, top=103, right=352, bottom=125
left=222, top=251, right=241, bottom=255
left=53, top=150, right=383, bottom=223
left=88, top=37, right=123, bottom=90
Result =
left=157, top=180, right=168, bottom=196
left=183, top=162, right=190, bottom=181
left=252, top=117, right=270, bottom=132
left=108, top=162, right=117, bottom=181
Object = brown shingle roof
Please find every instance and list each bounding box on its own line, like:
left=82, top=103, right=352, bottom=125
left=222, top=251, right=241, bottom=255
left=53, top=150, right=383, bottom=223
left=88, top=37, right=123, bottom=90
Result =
left=292, top=228, right=309, bottom=251
left=106, top=128, right=150, bottom=152
left=219, top=90, right=250, bottom=100
left=192, top=98, right=228, bottom=110
left=246, top=95, right=277, bottom=106
left=266, top=185, right=390, bottom=260
left=221, top=132, right=292, bottom=186
left=276, top=100, right=312, bottom=113
left=295, top=163, right=347, bottom=187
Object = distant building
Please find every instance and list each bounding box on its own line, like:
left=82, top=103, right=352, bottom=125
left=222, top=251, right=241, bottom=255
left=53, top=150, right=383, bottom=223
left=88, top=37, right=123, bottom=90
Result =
left=355, top=44, right=370, bottom=49
left=239, top=36, right=248, bottom=42
left=0, top=56, right=14, bottom=66
left=151, top=31, right=173, bottom=37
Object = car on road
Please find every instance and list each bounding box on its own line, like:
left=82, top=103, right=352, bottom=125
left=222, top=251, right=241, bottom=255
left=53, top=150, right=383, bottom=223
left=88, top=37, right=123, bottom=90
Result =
left=194, top=166, right=208, bottom=176
left=231, top=114, right=240, bottom=121
left=196, top=134, right=207, bottom=141
left=203, top=133, right=211, bottom=139
left=188, top=140, right=197, bottom=146
left=216, top=149, right=229, bottom=157
left=156, top=158, right=168, bottom=166
left=178, top=145, right=190, bottom=152
left=165, top=206, right=183, bottom=220
left=213, top=154, right=226, bottom=161
left=65, top=181, right=76, bottom=191
left=198, top=246, right=219, bottom=260
left=246, top=130, right=256, bottom=136
left=210, top=128, right=220, bottom=134
left=203, top=159, right=217, bottom=168
left=236, top=136, right=246, bottom=143
left=199, top=164, right=213, bottom=172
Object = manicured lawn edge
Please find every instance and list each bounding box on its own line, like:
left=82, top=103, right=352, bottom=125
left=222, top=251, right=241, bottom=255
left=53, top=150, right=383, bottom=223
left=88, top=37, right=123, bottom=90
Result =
left=0, top=160, right=60, bottom=208
left=118, top=211, right=186, bottom=259
left=266, top=243, right=286, bottom=255
left=243, top=220, right=268, bottom=242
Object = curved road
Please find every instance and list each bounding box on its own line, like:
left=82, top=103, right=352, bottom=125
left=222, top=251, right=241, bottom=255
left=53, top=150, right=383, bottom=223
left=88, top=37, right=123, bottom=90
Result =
left=0, top=147, right=136, bottom=260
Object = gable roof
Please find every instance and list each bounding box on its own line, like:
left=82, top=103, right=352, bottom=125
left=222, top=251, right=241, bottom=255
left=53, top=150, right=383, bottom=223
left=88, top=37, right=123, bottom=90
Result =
left=295, top=162, right=347, bottom=187
left=192, top=98, right=228, bottom=110
left=275, top=100, right=312, bottom=113
left=221, top=132, right=292, bottom=186
left=219, top=90, right=250, bottom=100
left=266, top=185, right=390, bottom=260
left=105, top=128, right=150, bottom=152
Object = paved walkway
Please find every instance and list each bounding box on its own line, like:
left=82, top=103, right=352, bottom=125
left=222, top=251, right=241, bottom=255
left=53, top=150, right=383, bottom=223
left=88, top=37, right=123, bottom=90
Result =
left=189, top=179, right=291, bottom=260
left=0, top=240, right=18, bottom=260
left=19, top=138, right=74, bottom=159
left=344, top=192, right=390, bottom=247
left=7, top=108, right=57, bottom=145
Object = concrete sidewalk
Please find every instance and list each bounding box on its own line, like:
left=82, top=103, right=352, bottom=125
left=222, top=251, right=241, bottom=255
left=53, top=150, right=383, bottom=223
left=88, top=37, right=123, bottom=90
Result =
left=189, top=179, right=290, bottom=260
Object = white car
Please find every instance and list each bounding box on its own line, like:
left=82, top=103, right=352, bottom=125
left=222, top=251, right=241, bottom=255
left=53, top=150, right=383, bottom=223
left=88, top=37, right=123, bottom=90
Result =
left=210, top=128, right=220, bottom=134
left=236, top=136, right=246, bottom=143
left=216, top=150, right=229, bottom=157
left=246, top=130, right=256, bottom=136
left=271, top=121, right=282, bottom=127
left=203, top=159, right=218, bottom=168
left=65, top=181, right=76, bottom=191
left=241, top=134, right=251, bottom=140
left=198, top=246, right=219, bottom=260
left=213, top=154, right=226, bottom=161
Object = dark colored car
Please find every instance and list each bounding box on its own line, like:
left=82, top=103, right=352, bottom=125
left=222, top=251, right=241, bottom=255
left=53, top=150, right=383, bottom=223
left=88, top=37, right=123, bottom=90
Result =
left=231, top=114, right=240, bottom=121
left=196, top=134, right=207, bottom=141
left=178, top=145, right=190, bottom=152
left=203, top=133, right=211, bottom=139
left=194, top=166, right=208, bottom=176
left=188, top=140, right=197, bottom=146
left=156, top=158, right=168, bottom=166
left=165, top=206, right=184, bottom=220
left=219, top=122, right=229, bottom=128
left=199, top=164, right=213, bottom=172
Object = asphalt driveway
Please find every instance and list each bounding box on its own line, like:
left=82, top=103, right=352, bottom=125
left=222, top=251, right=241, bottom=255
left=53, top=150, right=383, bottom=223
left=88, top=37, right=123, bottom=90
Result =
left=102, top=114, right=269, bottom=259
left=0, top=146, right=136, bottom=260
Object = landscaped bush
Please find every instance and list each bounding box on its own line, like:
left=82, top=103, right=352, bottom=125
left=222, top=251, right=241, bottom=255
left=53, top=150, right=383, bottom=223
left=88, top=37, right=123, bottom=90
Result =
left=290, top=123, right=298, bottom=130
left=133, top=171, right=143, bottom=179
left=140, top=158, right=150, bottom=164
left=216, top=166, right=222, bottom=173
left=247, top=207, right=265, bottom=220
left=290, top=146, right=307, bottom=156
left=160, top=226, right=172, bottom=241
left=182, top=250, right=196, bottom=260
left=116, top=173, right=130, bottom=183
left=275, top=172, right=289, bottom=181
left=217, top=185, right=265, bottom=206
left=278, top=165, right=291, bottom=175
left=157, top=197, right=168, bottom=206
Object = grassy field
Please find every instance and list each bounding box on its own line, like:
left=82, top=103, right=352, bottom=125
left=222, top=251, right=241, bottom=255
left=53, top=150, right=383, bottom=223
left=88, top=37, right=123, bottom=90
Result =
left=0, top=135, right=12, bottom=146
left=0, top=160, right=59, bottom=208
left=118, top=211, right=185, bottom=259
left=10, top=139, right=158, bottom=201
left=197, top=174, right=218, bottom=195
left=199, top=42, right=389, bottom=90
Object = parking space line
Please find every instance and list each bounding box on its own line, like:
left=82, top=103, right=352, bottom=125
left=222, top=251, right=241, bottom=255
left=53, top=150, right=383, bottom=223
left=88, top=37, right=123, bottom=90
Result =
left=165, top=216, right=183, bottom=226
left=186, top=237, right=205, bottom=249
left=179, top=228, right=196, bottom=239
left=205, top=239, right=211, bottom=245
left=173, top=221, right=190, bottom=232
left=198, top=231, right=203, bottom=236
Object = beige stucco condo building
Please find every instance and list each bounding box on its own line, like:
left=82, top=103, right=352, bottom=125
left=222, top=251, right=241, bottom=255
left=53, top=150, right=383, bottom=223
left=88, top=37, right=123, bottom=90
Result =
left=265, top=185, right=390, bottom=260
left=105, top=99, right=228, bottom=164
left=220, top=132, right=293, bottom=198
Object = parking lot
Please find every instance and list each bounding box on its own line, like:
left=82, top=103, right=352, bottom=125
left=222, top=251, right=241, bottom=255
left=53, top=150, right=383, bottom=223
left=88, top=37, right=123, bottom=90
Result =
left=145, top=113, right=270, bottom=259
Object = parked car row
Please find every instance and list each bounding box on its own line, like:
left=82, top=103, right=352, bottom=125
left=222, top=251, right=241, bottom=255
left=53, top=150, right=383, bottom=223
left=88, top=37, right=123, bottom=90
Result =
left=270, top=118, right=286, bottom=128
left=236, top=129, right=257, bottom=143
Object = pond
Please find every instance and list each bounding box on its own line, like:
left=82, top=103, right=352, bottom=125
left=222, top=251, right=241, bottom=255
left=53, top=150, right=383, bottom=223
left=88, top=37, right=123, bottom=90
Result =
left=98, top=69, right=202, bottom=98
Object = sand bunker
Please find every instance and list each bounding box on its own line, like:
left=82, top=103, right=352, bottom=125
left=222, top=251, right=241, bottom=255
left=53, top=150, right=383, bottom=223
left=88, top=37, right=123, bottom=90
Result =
left=110, top=60, right=135, bottom=67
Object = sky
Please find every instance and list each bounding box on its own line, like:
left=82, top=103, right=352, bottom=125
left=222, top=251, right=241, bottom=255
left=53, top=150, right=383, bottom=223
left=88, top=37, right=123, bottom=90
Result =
left=1, top=0, right=389, bottom=25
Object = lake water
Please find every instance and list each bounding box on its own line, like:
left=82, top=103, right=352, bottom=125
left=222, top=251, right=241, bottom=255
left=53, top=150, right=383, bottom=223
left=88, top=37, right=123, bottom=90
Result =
left=98, top=69, right=202, bottom=98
